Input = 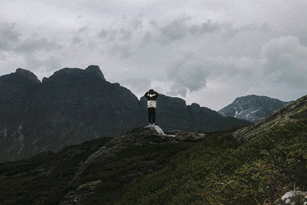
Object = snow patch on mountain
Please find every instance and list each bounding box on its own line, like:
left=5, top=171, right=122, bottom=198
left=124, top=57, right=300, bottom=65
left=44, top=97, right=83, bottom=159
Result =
left=7, top=126, right=26, bottom=155
left=33, top=139, right=38, bottom=155
left=219, top=95, right=290, bottom=122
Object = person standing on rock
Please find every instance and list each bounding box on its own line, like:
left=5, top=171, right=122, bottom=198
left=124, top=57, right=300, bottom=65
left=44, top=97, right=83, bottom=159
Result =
left=144, top=89, right=159, bottom=126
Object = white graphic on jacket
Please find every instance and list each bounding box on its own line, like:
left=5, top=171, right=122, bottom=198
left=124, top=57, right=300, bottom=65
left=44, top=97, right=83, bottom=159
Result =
left=147, top=100, right=157, bottom=108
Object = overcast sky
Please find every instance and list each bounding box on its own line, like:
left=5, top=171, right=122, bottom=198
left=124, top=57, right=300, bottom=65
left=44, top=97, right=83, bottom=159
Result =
left=1, top=0, right=307, bottom=110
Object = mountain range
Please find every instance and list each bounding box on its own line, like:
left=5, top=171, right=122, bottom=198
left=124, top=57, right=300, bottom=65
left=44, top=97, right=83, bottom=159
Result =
left=0, top=94, right=306, bottom=204
left=0, top=65, right=250, bottom=162
left=218, top=95, right=290, bottom=122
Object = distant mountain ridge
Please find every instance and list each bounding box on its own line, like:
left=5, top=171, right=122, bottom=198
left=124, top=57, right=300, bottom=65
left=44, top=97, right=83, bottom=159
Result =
left=0, top=65, right=249, bottom=162
left=218, top=95, right=290, bottom=122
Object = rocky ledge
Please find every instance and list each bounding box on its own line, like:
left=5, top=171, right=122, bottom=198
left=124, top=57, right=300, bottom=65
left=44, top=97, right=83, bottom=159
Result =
left=73, top=125, right=205, bottom=182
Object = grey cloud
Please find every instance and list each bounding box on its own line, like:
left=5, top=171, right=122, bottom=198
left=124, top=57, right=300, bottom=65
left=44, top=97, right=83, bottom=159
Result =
left=149, top=20, right=158, bottom=28
left=129, top=19, right=143, bottom=30
left=167, top=55, right=208, bottom=97
left=0, top=23, right=20, bottom=41
left=158, top=18, right=190, bottom=44
left=157, top=17, right=219, bottom=44
left=152, top=18, right=268, bottom=45
left=139, top=18, right=221, bottom=46
left=166, top=53, right=262, bottom=98
left=97, top=29, right=115, bottom=43
left=122, top=77, right=152, bottom=93
left=98, top=29, right=108, bottom=39
left=97, top=28, right=132, bottom=43
left=98, top=19, right=141, bottom=42
left=16, top=37, right=62, bottom=53
left=71, top=36, right=84, bottom=45
left=167, top=83, right=188, bottom=97
left=188, top=19, right=221, bottom=34
left=23, top=53, right=62, bottom=76
left=260, top=36, right=307, bottom=87
left=0, top=23, right=62, bottom=73
left=223, top=22, right=270, bottom=38
left=141, top=31, right=153, bottom=46
left=119, top=28, right=132, bottom=41
left=243, top=23, right=270, bottom=32
left=109, top=44, right=132, bottom=58
left=70, top=26, right=89, bottom=45
left=0, top=23, right=21, bottom=51
left=79, top=26, right=89, bottom=33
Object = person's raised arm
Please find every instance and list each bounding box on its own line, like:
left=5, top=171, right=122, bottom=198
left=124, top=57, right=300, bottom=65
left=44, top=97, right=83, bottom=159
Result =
left=144, top=91, right=149, bottom=99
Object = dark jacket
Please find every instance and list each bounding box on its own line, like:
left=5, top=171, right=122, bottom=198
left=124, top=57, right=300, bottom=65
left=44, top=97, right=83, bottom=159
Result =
left=144, top=91, right=159, bottom=100
left=144, top=90, right=159, bottom=108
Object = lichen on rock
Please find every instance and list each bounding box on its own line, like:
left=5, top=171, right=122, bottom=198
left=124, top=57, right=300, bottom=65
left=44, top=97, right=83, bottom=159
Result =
left=275, top=190, right=307, bottom=205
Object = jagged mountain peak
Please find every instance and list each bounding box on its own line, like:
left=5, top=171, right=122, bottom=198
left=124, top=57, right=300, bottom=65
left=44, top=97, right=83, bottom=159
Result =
left=219, top=94, right=290, bottom=122
left=15, top=68, right=41, bottom=84
left=85, top=65, right=105, bottom=80
left=0, top=65, right=249, bottom=162
left=42, top=65, right=106, bottom=84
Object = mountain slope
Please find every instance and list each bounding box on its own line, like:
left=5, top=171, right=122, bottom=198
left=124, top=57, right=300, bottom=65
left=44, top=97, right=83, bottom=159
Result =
left=0, top=126, right=205, bottom=205
left=219, top=95, right=290, bottom=122
left=24, top=65, right=143, bottom=153
left=0, top=109, right=306, bottom=204
left=0, top=66, right=144, bottom=162
left=0, top=68, right=40, bottom=128
left=232, top=94, right=307, bottom=145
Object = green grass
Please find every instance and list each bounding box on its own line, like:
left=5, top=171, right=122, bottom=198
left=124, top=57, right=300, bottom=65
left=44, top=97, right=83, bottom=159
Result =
left=0, top=120, right=307, bottom=204
left=116, top=120, right=307, bottom=205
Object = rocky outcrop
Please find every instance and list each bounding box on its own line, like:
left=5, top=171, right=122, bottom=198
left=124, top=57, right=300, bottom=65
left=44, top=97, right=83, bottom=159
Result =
left=73, top=126, right=178, bottom=181
left=84, top=65, right=105, bottom=80
left=233, top=95, right=307, bottom=145
left=167, top=129, right=206, bottom=141
left=275, top=190, right=307, bottom=205
left=15, top=68, right=41, bottom=84
left=73, top=125, right=209, bottom=181
left=59, top=180, right=102, bottom=205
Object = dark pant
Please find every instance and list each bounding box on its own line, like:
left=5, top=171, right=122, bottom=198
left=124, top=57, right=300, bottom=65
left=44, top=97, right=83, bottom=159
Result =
left=148, top=108, right=156, bottom=123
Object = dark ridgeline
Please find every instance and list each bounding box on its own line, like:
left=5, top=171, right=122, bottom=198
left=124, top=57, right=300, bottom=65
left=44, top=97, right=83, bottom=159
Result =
left=0, top=65, right=249, bottom=162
